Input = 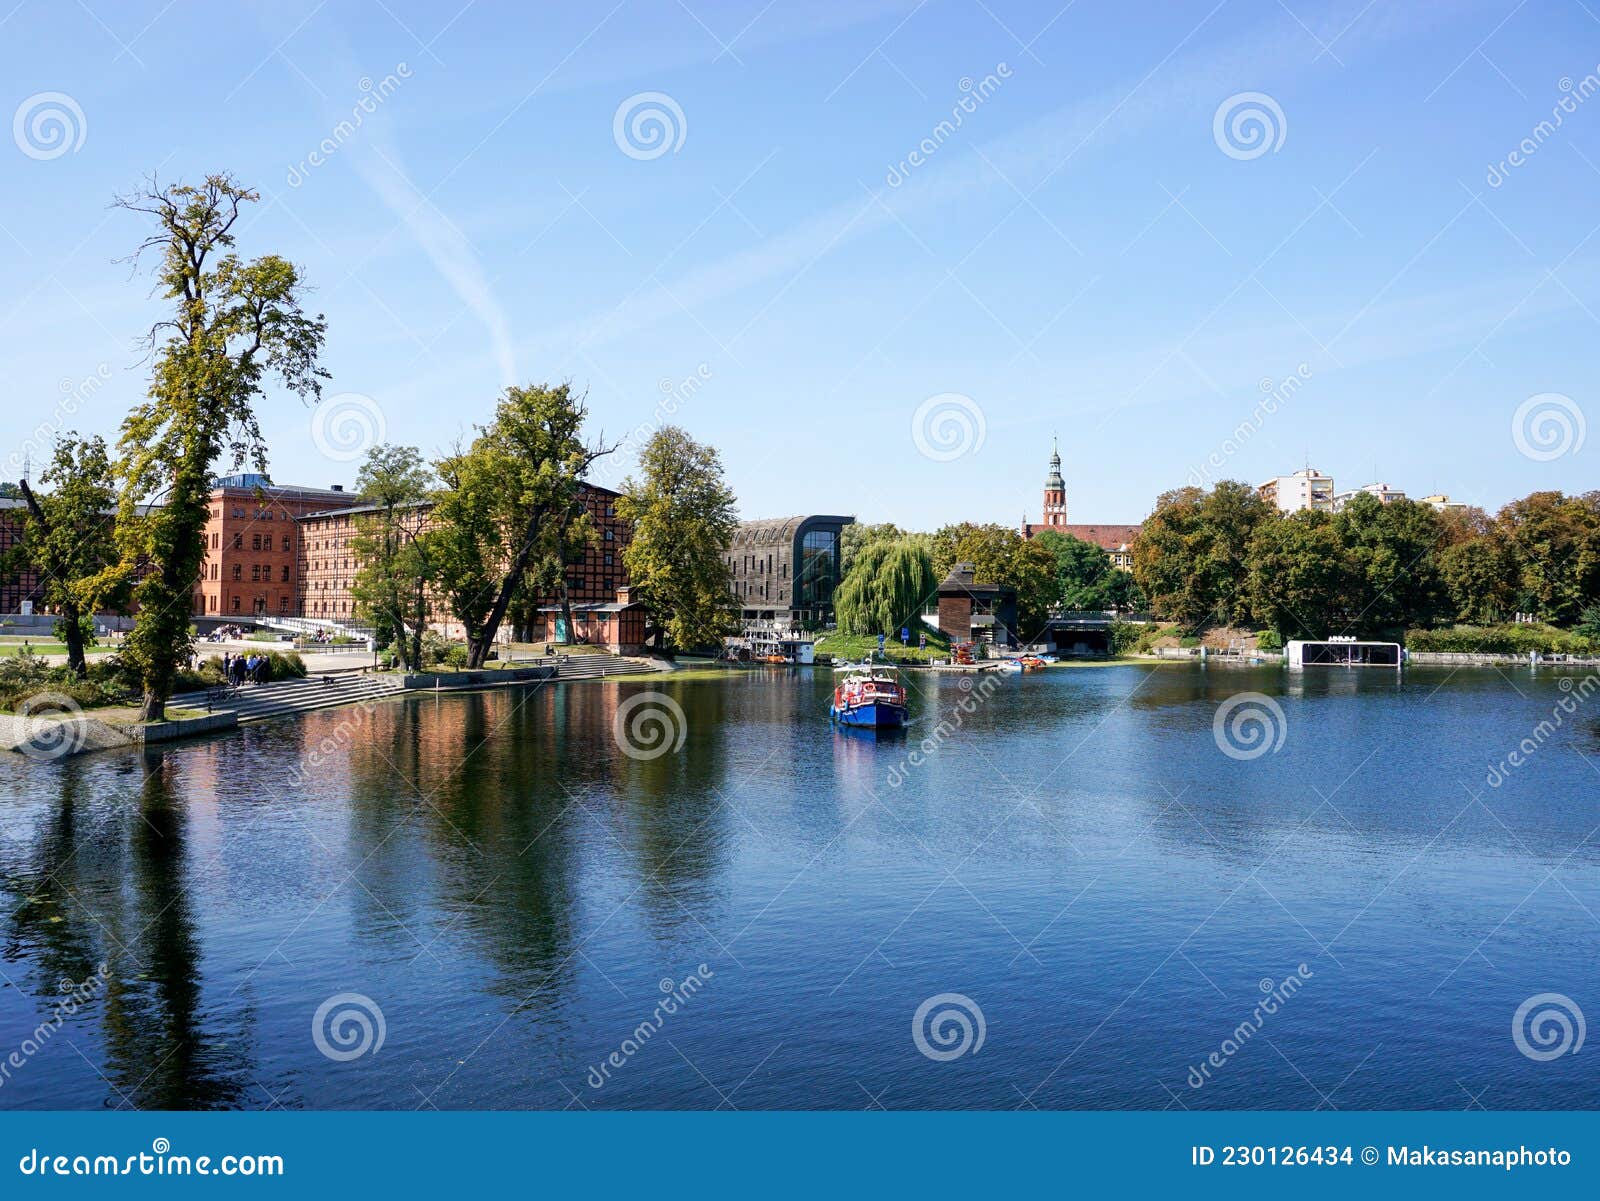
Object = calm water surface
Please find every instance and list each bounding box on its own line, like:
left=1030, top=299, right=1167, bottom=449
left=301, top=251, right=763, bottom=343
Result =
left=1, top=663, right=1597, bottom=1110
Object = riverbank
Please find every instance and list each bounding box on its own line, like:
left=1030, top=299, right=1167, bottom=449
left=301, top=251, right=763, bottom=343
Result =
left=4, top=654, right=669, bottom=758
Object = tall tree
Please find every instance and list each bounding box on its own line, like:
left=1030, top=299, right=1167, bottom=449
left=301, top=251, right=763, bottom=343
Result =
left=1333, top=494, right=1447, bottom=633
left=349, top=444, right=433, bottom=669
left=5, top=435, right=123, bottom=676
left=1133, top=481, right=1270, bottom=626
left=840, top=521, right=905, bottom=577
left=616, top=426, right=739, bottom=653
left=1245, top=510, right=1350, bottom=638
left=114, top=174, right=327, bottom=719
left=1496, top=491, right=1600, bottom=624
left=834, top=537, right=937, bottom=637
left=433, top=383, right=612, bottom=667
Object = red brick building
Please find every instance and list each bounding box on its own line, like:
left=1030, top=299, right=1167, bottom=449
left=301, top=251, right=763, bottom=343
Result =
left=296, top=480, right=636, bottom=648
left=192, top=474, right=357, bottom=620
left=0, top=499, right=44, bottom=614
left=1020, top=441, right=1141, bottom=568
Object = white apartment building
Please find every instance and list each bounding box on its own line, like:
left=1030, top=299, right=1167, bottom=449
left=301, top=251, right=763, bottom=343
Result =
left=1257, top=468, right=1335, bottom=513
left=1332, top=482, right=1406, bottom=511
left=1419, top=493, right=1469, bottom=513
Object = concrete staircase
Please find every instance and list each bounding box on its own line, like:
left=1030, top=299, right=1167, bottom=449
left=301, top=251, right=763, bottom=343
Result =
left=169, top=654, right=661, bottom=727
left=554, top=655, right=660, bottom=680
left=171, top=672, right=407, bottom=724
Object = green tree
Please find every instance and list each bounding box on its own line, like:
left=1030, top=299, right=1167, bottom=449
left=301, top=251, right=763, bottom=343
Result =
left=5, top=435, right=123, bottom=676
left=617, top=426, right=740, bottom=653
left=1006, top=536, right=1060, bottom=637
left=840, top=521, right=905, bottom=576
left=1436, top=535, right=1516, bottom=625
left=1245, top=510, right=1350, bottom=638
left=834, top=537, right=937, bottom=637
left=1496, top=491, right=1600, bottom=624
left=1133, top=481, right=1270, bottom=626
left=1334, top=494, right=1447, bottom=633
left=349, top=444, right=434, bottom=669
left=432, top=383, right=613, bottom=667
left=114, top=174, right=327, bottom=719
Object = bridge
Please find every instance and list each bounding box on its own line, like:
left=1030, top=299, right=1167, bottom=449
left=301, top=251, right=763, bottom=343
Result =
left=1031, top=611, right=1120, bottom=656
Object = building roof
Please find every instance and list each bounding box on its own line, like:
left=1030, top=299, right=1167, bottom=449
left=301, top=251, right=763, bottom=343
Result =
left=1060, top=523, right=1142, bottom=551
left=936, top=561, right=1016, bottom=599
left=212, top=473, right=354, bottom=500
left=731, top=515, right=854, bottom=547
left=298, top=478, right=622, bottom=522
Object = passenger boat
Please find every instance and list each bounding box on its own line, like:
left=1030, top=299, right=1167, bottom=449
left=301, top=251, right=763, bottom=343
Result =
left=830, top=668, right=908, bottom=729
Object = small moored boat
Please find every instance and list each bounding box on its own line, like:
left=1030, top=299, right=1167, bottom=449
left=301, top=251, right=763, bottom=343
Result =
left=830, top=668, right=908, bottom=729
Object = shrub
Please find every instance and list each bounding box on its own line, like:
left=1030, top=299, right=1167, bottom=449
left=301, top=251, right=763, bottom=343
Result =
left=266, top=650, right=307, bottom=678
left=0, top=650, right=128, bottom=712
left=1255, top=629, right=1284, bottom=652
left=1404, top=624, right=1597, bottom=655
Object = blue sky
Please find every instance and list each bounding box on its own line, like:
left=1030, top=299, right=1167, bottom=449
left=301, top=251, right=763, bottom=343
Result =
left=1, top=0, right=1597, bottom=527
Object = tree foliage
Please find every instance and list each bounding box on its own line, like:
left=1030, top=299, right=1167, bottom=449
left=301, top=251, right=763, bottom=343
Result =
left=616, top=426, right=740, bottom=653
left=431, top=382, right=612, bottom=667
left=5, top=435, right=124, bottom=676
left=113, top=174, right=327, bottom=719
left=349, top=444, right=434, bottom=669
left=834, top=537, right=937, bottom=637
left=1133, top=483, right=1269, bottom=626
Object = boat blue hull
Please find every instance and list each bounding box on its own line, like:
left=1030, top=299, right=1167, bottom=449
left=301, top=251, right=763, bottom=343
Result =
left=831, top=701, right=907, bottom=728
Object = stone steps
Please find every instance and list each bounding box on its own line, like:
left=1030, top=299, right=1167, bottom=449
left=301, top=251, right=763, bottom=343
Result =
left=171, top=673, right=406, bottom=723
left=170, top=655, right=660, bottom=725
left=553, top=656, right=658, bottom=680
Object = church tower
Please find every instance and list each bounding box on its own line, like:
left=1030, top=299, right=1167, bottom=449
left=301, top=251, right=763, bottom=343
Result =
left=1041, top=437, right=1066, bottom=527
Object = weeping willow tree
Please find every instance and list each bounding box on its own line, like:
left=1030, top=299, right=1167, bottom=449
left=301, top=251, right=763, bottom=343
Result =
left=833, top=538, right=936, bottom=637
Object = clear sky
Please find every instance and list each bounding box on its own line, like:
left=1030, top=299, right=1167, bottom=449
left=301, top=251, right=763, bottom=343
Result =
left=1, top=0, right=1596, bottom=527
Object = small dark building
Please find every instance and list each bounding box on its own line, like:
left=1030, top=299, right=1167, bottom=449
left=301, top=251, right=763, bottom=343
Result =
left=726, top=515, right=854, bottom=625
left=935, top=562, right=1018, bottom=648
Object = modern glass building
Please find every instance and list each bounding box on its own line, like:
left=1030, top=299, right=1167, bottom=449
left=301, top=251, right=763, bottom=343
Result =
left=725, top=515, right=854, bottom=626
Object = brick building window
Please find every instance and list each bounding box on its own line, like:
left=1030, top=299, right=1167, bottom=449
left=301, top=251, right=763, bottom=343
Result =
left=232, top=564, right=241, bottom=581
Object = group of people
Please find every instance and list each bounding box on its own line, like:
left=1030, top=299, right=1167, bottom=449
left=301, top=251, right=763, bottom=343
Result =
left=205, top=624, right=250, bottom=642
left=220, top=652, right=272, bottom=686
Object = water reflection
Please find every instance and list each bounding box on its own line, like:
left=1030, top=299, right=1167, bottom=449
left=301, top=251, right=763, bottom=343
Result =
left=1, top=665, right=1597, bottom=1110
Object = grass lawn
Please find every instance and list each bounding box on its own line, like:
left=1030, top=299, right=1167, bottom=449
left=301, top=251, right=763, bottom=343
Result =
left=812, top=630, right=951, bottom=664
left=0, top=641, right=114, bottom=657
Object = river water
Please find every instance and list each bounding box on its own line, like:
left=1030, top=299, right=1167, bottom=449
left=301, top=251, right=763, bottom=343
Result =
left=1, top=663, right=1596, bottom=1109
